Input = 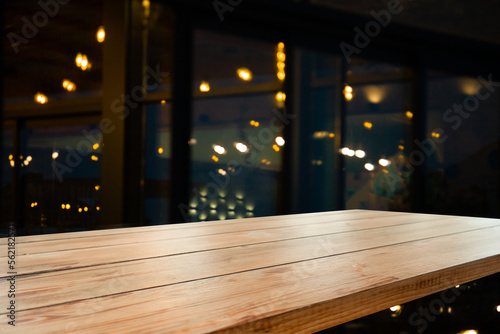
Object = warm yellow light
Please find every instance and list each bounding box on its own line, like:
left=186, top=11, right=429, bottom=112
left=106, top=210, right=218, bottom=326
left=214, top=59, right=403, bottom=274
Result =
left=273, top=144, right=280, bottom=152
left=390, top=305, right=401, bottom=312
left=9, top=160, right=15, bottom=167
left=8, top=154, right=13, bottom=160
left=365, top=85, right=387, bottom=104
left=96, top=26, right=105, bottom=43
left=275, top=91, right=286, bottom=102
left=75, top=53, right=83, bottom=66
left=96, top=206, right=100, bottom=211
left=379, top=158, right=391, bottom=167
left=355, top=150, right=366, bottom=158
left=35, top=93, right=48, bottom=104
left=496, top=305, right=500, bottom=312
left=199, top=81, right=210, bottom=92
left=218, top=169, right=227, bottom=176
left=431, top=131, right=441, bottom=139
left=345, top=85, right=353, bottom=93
left=62, top=79, right=76, bottom=92
left=80, top=55, right=89, bottom=70
left=61, top=204, right=66, bottom=209
left=277, top=52, right=286, bottom=62
left=398, top=145, right=404, bottom=150
left=84, top=207, right=89, bottom=212
left=345, top=92, right=353, bottom=101
left=78, top=208, right=82, bottom=212
left=158, top=147, right=164, bottom=154
left=277, top=42, right=285, bottom=50
left=161, top=100, right=166, bottom=104
left=275, top=136, right=285, bottom=146
left=364, top=122, right=373, bottom=129
left=66, top=204, right=71, bottom=209
left=213, top=145, right=226, bottom=155
left=52, top=151, right=59, bottom=159
left=95, top=185, right=100, bottom=191
left=458, top=330, right=478, bottom=334
left=235, top=142, right=248, bottom=153
left=212, top=155, right=219, bottom=162
left=406, top=111, right=413, bottom=119
left=277, top=70, right=285, bottom=81
left=91, top=155, right=99, bottom=161
left=92, top=143, right=100, bottom=150
left=364, top=163, right=375, bottom=171
left=237, top=68, right=253, bottom=81
left=277, top=61, right=285, bottom=70
left=328, top=133, right=335, bottom=138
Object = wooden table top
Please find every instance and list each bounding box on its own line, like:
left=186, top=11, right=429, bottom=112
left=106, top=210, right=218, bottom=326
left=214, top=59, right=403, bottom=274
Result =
left=2, top=209, right=500, bottom=333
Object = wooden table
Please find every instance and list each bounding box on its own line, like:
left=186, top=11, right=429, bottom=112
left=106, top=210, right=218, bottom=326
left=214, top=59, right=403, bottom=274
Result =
left=2, top=210, right=500, bottom=333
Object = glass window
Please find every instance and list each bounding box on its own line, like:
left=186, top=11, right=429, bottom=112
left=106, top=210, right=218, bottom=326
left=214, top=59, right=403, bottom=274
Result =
left=425, top=72, right=499, bottom=217
left=4, top=0, right=103, bottom=103
left=344, top=59, right=413, bottom=211
left=19, top=121, right=101, bottom=235
left=144, top=102, right=172, bottom=225
left=293, top=49, right=340, bottom=213
left=189, top=30, right=285, bottom=221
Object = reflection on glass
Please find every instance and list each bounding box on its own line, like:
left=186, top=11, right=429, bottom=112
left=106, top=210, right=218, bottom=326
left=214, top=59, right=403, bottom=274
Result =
left=144, top=102, right=171, bottom=224
left=425, top=72, right=499, bottom=217
left=293, top=49, right=339, bottom=213
left=4, top=0, right=103, bottom=102
left=19, top=123, right=101, bottom=235
left=344, top=59, right=413, bottom=211
left=190, top=30, right=284, bottom=222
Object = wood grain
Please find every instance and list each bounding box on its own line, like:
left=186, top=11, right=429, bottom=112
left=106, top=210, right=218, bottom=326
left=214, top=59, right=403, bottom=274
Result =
left=1, top=210, right=500, bottom=333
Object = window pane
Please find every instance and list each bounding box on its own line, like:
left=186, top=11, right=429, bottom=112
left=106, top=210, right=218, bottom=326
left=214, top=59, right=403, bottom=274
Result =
left=19, top=122, right=101, bottom=235
left=4, top=0, right=103, bottom=103
left=293, top=49, right=339, bottom=213
left=344, top=59, right=413, bottom=211
left=144, top=102, right=171, bottom=224
left=425, top=72, right=499, bottom=217
left=190, top=30, right=285, bottom=222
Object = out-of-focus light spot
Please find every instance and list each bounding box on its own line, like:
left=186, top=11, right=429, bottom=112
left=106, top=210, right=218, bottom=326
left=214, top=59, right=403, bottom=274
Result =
left=80, top=55, right=89, bottom=70
left=62, top=79, right=76, bottom=92
left=398, top=145, right=404, bottom=150
left=340, top=147, right=350, bottom=155
left=8, top=154, right=13, bottom=160
left=161, top=100, right=166, bottom=104
left=496, top=305, right=500, bottom=313
left=78, top=208, right=83, bottom=212
left=390, top=305, right=401, bottom=312
left=237, top=68, right=252, bottom=81
left=355, top=150, right=366, bottom=158
left=84, top=207, right=89, bottom=212
left=189, top=138, right=197, bottom=145
left=313, top=131, right=328, bottom=139
left=345, top=85, right=353, bottom=93
left=379, top=159, right=390, bottom=167
left=365, top=163, right=375, bottom=171
left=95, top=185, right=100, bottom=191
left=344, top=85, right=353, bottom=101
left=235, top=142, right=248, bottom=153
left=275, top=136, right=285, bottom=146
left=66, top=204, right=70, bottom=209
left=218, top=213, right=227, bottom=220
left=276, top=91, right=286, bottom=102
left=364, top=122, right=373, bottom=130
left=460, top=77, right=478, bottom=96
left=448, top=307, right=452, bottom=313
left=158, top=147, right=164, bottom=154
left=199, top=212, right=207, bottom=220
left=431, top=131, right=441, bottom=139
left=96, top=26, right=105, bottom=43
left=365, top=85, right=387, bottom=103
left=329, top=133, right=335, bottom=138
left=211, top=155, right=219, bottom=162
left=277, top=42, right=285, bottom=50
left=250, top=120, right=260, bottom=127
left=213, top=145, right=226, bottom=155
left=61, top=204, right=66, bottom=209
left=218, top=169, right=227, bottom=176
left=406, top=111, right=413, bottom=119
left=9, top=161, right=15, bottom=167
left=459, top=330, right=478, bottom=334
left=35, top=93, right=48, bottom=104
left=26, top=156, right=32, bottom=162
left=52, top=152, right=59, bottom=159
left=273, top=144, right=280, bottom=152
left=91, top=155, right=99, bottom=161
left=277, top=70, right=286, bottom=81
left=92, top=143, right=100, bottom=150
left=75, top=53, right=83, bottom=66
left=277, top=61, right=285, bottom=70
left=346, top=149, right=355, bottom=157
left=199, top=81, right=210, bottom=92
left=277, top=51, right=286, bottom=62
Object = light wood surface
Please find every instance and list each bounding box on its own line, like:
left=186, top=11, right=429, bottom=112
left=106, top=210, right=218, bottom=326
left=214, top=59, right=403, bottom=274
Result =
left=1, top=209, right=500, bottom=333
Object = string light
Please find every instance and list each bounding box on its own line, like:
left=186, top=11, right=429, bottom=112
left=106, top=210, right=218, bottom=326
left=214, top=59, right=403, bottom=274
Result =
left=96, top=26, right=105, bottom=43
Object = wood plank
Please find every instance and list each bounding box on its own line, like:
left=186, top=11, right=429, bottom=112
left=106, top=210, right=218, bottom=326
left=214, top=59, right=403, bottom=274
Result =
left=1, top=216, right=499, bottom=313
left=2, top=210, right=440, bottom=256
left=2, top=225, right=500, bottom=334
left=2, top=209, right=397, bottom=245
left=0, top=214, right=474, bottom=276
